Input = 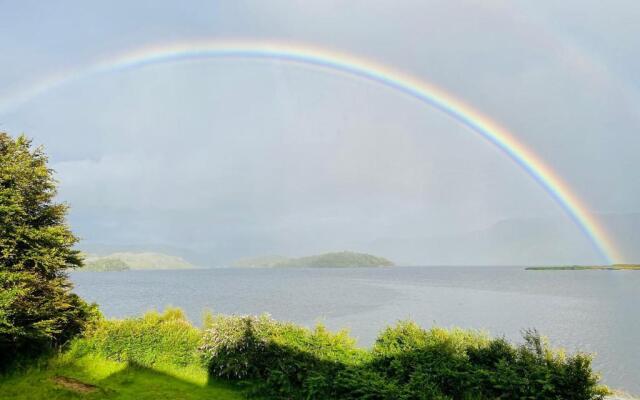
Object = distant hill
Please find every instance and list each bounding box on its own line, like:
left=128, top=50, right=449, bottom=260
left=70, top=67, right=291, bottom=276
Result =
left=233, top=251, right=394, bottom=268
left=80, top=252, right=196, bottom=271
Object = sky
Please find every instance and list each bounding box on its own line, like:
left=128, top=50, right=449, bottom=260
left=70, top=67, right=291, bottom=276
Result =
left=1, top=0, right=638, bottom=265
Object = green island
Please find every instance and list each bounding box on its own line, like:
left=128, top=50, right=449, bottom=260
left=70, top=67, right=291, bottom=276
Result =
left=0, top=133, right=630, bottom=399
left=80, top=252, right=196, bottom=271
left=526, top=264, right=640, bottom=271
left=232, top=251, right=395, bottom=268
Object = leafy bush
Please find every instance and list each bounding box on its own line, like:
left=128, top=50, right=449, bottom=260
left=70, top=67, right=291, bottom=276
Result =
left=69, top=308, right=202, bottom=368
left=200, top=316, right=609, bottom=400
left=371, top=322, right=490, bottom=397
left=200, top=314, right=368, bottom=398
left=370, top=324, right=609, bottom=400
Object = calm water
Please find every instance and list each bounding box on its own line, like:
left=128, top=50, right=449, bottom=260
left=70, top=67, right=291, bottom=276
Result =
left=70, top=266, right=639, bottom=394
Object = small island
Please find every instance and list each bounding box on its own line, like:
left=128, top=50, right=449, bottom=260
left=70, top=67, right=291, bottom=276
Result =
left=79, top=252, right=196, bottom=271
left=526, top=264, right=640, bottom=271
left=232, top=251, right=395, bottom=268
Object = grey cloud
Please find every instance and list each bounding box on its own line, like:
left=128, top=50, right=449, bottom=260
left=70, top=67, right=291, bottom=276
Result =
left=1, top=0, right=638, bottom=264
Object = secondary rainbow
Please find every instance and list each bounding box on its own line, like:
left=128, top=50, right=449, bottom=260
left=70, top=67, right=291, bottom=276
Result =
left=0, top=40, right=622, bottom=263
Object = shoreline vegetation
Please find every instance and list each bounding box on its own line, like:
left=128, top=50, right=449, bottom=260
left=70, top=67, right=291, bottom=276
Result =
left=0, top=309, right=615, bottom=400
left=232, top=251, right=395, bottom=268
left=526, top=264, right=640, bottom=271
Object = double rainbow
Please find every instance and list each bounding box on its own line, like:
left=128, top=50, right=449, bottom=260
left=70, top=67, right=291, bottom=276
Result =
left=0, top=40, right=621, bottom=263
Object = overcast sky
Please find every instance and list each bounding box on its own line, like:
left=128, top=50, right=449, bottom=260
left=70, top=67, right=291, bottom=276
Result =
left=1, top=1, right=638, bottom=264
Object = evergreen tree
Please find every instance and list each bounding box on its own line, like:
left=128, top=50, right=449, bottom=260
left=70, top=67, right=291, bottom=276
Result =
left=0, top=133, right=96, bottom=367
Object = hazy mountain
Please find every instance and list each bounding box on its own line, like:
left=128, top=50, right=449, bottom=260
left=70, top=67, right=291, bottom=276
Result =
left=81, top=252, right=196, bottom=271
left=370, top=213, right=640, bottom=266
left=76, top=213, right=639, bottom=267
left=233, top=251, right=394, bottom=268
left=78, top=241, right=207, bottom=265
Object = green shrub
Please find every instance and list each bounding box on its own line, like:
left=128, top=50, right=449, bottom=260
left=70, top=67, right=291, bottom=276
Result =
left=200, top=317, right=609, bottom=400
left=370, top=323, right=491, bottom=398
left=199, top=314, right=269, bottom=379
left=69, top=308, right=202, bottom=369
left=370, top=325, right=609, bottom=400
left=200, top=314, right=368, bottom=398
left=466, top=330, right=609, bottom=400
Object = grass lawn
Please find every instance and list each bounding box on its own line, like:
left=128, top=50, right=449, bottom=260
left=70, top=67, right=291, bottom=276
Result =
left=0, top=354, right=245, bottom=400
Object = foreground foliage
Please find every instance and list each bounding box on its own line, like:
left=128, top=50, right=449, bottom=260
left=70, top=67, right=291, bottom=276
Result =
left=68, top=308, right=202, bottom=368
left=201, top=315, right=610, bottom=400
left=0, top=133, right=96, bottom=369
left=1, top=308, right=611, bottom=399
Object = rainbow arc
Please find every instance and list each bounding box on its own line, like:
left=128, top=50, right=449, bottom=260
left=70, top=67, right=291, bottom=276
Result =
left=0, top=40, right=621, bottom=263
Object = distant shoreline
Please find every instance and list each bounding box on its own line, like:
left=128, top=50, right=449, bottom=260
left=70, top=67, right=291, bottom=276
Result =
left=526, top=264, right=639, bottom=271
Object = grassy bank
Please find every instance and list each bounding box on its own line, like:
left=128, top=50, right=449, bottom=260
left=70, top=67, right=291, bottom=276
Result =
left=0, top=309, right=243, bottom=400
left=0, top=354, right=243, bottom=400
left=1, top=309, right=610, bottom=400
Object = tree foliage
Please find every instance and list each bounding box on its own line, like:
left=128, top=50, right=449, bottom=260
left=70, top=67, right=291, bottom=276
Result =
left=0, top=133, right=96, bottom=367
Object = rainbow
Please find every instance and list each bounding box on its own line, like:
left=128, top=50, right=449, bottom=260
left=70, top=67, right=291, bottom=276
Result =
left=0, top=40, right=622, bottom=263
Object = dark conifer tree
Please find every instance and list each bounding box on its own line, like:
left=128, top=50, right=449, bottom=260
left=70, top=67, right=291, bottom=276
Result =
left=0, top=133, right=96, bottom=367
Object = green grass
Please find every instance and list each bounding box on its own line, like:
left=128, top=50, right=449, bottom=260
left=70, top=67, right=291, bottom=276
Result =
left=0, top=309, right=245, bottom=400
left=0, top=353, right=244, bottom=400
